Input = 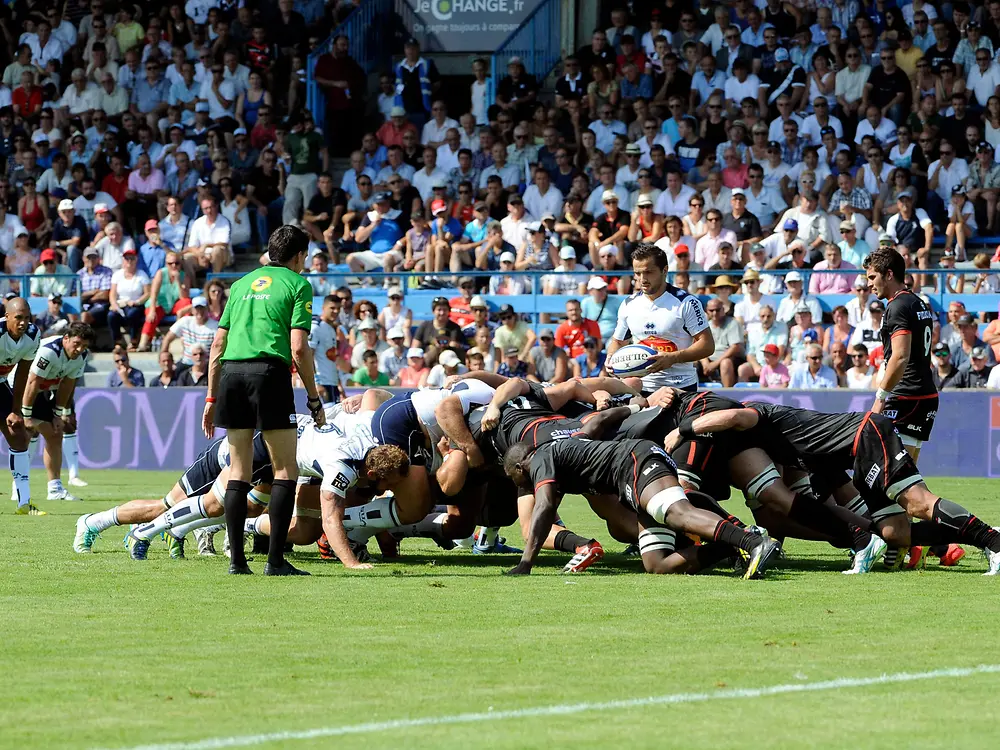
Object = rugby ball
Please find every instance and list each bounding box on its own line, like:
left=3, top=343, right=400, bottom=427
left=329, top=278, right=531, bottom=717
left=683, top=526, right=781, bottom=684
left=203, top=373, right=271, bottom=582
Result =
left=607, top=344, right=659, bottom=377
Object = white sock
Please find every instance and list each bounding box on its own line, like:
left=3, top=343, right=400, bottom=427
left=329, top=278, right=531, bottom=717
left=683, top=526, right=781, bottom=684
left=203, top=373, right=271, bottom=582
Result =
left=86, top=507, right=119, bottom=532
left=342, top=497, right=402, bottom=541
left=134, top=496, right=209, bottom=541
left=64, top=433, right=79, bottom=479
left=170, top=515, right=224, bottom=539
left=28, top=436, right=39, bottom=460
left=10, top=449, right=30, bottom=507
left=48, top=478, right=64, bottom=494
left=244, top=516, right=268, bottom=535
left=475, top=527, right=499, bottom=547
left=390, top=512, right=449, bottom=540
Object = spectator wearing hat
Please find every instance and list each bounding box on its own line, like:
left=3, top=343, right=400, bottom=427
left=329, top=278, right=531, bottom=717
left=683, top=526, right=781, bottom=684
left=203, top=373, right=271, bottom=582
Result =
left=459, top=295, right=496, bottom=340
left=733, top=268, right=776, bottom=333
left=885, top=189, right=934, bottom=280
left=350, top=318, right=390, bottom=369
left=587, top=191, right=628, bottom=266
left=35, top=292, right=71, bottom=336
left=845, top=274, right=875, bottom=327
left=346, top=191, right=404, bottom=275
left=774, top=271, right=817, bottom=328
left=77, top=246, right=112, bottom=328
left=156, top=292, right=215, bottom=366
left=414, top=296, right=465, bottom=364
left=50, top=198, right=89, bottom=271
left=722, top=188, right=762, bottom=258
left=448, top=276, right=479, bottom=328
left=628, top=194, right=663, bottom=245
left=107, top=246, right=150, bottom=347
left=955, top=346, right=995, bottom=388
left=837, top=219, right=871, bottom=268
left=488, top=250, right=528, bottom=294
left=587, top=165, right=633, bottom=218
left=964, top=141, right=1000, bottom=235
left=422, top=348, right=468, bottom=388
left=700, top=296, right=744, bottom=386
left=789, top=342, right=839, bottom=388
left=544, top=245, right=589, bottom=296
left=752, top=340, right=789, bottom=389
left=497, top=346, right=529, bottom=379
left=808, top=242, right=856, bottom=294
left=785, top=301, right=823, bottom=364
left=30, top=248, right=75, bottom=297
left=706, top=241, right=743, bottom=287
left=378, top=327, right=409, bottom=381
left=495, top=57, right=538, bottom=123
left=396, top=347, right=428, bottom=388
left=931, top=342, right=963, bottom=389
left=377, top=107, right=419, bottom=148
left=529, top=328, right=569, bottom=384
left=499, top=194, right=535, bottom=251
left=493, top=302, right=535, bottom=362
left=571, top=335, right=606, bottom=378
left=946, top=185, right=978, bottom=261
left=522, top=167, right=564, bottom=221
left=556, top=297, right=602, bottom=359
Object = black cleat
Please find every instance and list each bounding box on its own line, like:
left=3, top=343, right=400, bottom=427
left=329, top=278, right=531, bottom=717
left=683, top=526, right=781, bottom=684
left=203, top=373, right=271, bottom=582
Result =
left=263, top=561, right=310, bottom=576
left=228, top=563, right=253, bottom=575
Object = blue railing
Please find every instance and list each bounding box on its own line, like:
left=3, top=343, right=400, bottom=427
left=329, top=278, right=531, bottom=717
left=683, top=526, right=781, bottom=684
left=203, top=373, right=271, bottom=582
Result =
left=0, top=273, right=82, bottom=314
left=487, top=0, right=563, bottom=106
left=306, top=0, right=394, bottom=134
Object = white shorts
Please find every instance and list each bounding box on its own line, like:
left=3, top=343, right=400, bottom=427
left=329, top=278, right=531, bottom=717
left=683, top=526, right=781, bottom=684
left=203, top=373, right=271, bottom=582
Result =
left=350, top=249, right=403, bottom=270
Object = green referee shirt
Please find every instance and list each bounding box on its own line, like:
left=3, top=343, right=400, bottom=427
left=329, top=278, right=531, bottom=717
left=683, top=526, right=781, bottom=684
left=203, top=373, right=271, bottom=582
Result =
left=219, top=266, right=313, bottom=365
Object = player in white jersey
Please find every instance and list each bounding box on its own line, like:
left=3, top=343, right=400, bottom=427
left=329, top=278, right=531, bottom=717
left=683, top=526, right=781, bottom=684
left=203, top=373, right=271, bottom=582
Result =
left=308, top=294, right=348, bottom=403
left=15, top=322, right=93, bottom=502
left=607, top=243, right=712, bottom=394
left=0, top=298, right=43, bottom=515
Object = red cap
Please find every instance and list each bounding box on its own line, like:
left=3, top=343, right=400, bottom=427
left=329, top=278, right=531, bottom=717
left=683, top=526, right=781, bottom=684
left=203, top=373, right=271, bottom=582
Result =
left=123, top=247, right=137, bottom=256
left=39, top=248, right=57, bottom=263
left=430, top=198, right=447, bottom=215
left=762, top=343, right=779, bottom=356
left=144, top=219, right=159, bottom=232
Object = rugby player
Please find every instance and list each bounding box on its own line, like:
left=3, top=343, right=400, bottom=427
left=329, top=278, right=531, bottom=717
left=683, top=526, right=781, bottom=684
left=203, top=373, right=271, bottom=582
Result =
left=864, top=247, right=962, bottom=568
left=606, top=243, right=713, bottom=395
left=16, top=322, right=93, bottom=503
left=669, top=402, right=1000, bottom=575
left=0, top=298, right=42, bottom=515
left=503, top=438, right=782, bottom=577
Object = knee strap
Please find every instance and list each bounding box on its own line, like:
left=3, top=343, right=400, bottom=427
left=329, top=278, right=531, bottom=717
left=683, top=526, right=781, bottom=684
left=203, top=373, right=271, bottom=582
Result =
left=744, top=465, right=781, bottom=510
left=645, top=485, right=688, bottom=523
left=638, top=527, right=678, bottom=554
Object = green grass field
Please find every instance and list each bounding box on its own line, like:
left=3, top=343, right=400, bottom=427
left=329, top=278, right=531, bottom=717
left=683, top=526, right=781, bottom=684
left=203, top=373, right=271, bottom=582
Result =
left=2, top=471, right=999, bottom=750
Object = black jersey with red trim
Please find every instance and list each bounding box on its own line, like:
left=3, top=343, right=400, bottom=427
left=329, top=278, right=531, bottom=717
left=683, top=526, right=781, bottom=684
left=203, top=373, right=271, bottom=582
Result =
left=748, top=402, right=866, bottom=464
left=880, top=290, right=936, bottom=397
left=526, top=438, right=673, bottom=496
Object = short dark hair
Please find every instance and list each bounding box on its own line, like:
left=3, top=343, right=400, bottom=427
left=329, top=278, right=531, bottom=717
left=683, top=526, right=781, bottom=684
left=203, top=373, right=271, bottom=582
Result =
left=502, top=441, right=533, bottom=483
left=65, top=321, right=95, bottom=342
left=863, top=247, right=906, bottom=284
left=323, top=294, right=339, bottom=306
left=630, top=242, right=668, bottom=270
left=267, top=225, right=309, bottom=264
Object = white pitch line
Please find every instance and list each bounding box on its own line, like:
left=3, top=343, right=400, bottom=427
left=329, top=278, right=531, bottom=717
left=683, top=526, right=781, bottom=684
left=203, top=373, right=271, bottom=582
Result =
left=105, top=664, right=1000, bottom=750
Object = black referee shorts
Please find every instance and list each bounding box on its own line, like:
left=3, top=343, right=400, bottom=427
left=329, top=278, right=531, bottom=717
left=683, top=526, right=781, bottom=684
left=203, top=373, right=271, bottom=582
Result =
left=216, top=359, right=296, bottom=431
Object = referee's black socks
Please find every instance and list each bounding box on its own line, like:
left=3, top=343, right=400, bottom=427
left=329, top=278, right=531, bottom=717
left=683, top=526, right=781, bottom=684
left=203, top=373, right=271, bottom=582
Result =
left=224, top=480, right=252, bottom=567
left=267, top=479, right=298, bottom=567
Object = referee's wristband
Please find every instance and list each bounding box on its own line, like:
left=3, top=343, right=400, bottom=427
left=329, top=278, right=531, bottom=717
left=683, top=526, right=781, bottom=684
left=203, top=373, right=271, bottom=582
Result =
left=875, top=389, right=890, bottom=401
left=21, top=405, right=32, bottom=418
left=678, top=418, right=697, bottom=440
left=205, top=397, right=216, bottom=404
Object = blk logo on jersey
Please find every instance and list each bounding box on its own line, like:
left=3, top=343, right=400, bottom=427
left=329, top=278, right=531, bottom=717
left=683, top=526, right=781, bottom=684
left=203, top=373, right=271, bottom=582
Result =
left=864, top=464, right=881, bottom=488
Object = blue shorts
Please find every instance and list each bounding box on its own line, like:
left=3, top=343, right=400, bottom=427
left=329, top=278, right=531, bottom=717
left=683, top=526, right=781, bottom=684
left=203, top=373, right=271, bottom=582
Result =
left=370, top=392, right=425, bottom=459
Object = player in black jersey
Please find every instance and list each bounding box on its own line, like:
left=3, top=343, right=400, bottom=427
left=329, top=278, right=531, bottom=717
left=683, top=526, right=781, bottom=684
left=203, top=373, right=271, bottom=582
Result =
left=864, top=248, right=938, bottom=459
left=502, top=438, right=782, bottom=578
left=672, top=402, right=1000, bottom=575
left=864, top=247, right=959, bottom=567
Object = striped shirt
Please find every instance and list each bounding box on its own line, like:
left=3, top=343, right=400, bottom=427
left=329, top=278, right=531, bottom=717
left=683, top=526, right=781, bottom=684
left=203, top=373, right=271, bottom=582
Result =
left=168, top=315, right=218, bottom=365
left=77, top=264, right=112, bottom=294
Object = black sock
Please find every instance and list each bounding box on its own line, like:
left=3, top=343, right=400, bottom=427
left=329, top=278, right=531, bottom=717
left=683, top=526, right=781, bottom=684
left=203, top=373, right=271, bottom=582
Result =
left=694, top=542, right=736, bottom=571
left=714, top=520, right=760, bottom=552
left=267, top=479, right=298, bottom=567
left=553, top=530, right=593, bottom=553
left=911, top=520, right=957, bottom=546
left=932, top=498, right=1000, bottom=552
left=788, top=494, right=855, bottom=547
left=850, top=525, right=873, bottom=552
left=224, top=480, right=252, bottom=567
left=687, top=490, right=745, bottom=528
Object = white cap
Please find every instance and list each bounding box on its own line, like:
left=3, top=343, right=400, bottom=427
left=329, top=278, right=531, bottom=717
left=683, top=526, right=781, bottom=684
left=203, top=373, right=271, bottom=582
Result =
left=31, top=131, right=48, bottom=144
left=785, top=270, right=803, bottom=283
left=387, top=326, right=405, bottom=339
left=599, top=245, right=617, bottom=256
left=499, top=251, right=516, bottom=263
left=438, top=350, right=460, bottom=368
left=601, top=189, right=619, bottom=203
left=406, top=347, right=424, bottom=359
left=470, top=295, right=487, bottom=309
left=358, top=318, right=378, bottom=331
left=795, top=302, right=812, bottom=314
left=192, top=295, right=208, bottom=307
left=94, top=202, right=110, bottom=214
left=58, top=198, right=74, bottom=211
left=559, top=245, right=576, bottom=260
left=587, top=277, right=608, bottom=290
left=232, top=127, right=247, bottom=136
left=853, top=274, right=868, bottom=289
left=387, top=286, right=403, bottom=297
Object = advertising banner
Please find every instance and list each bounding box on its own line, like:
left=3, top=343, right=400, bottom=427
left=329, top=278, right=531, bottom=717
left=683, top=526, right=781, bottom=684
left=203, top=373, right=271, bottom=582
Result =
left=402, top=0, right=545, bottom=52
left=1, top=389, right=993, bottom=475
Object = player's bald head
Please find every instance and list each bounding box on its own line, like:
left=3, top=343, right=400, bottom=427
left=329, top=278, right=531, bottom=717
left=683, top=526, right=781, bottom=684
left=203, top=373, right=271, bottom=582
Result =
left=4, top=297, right=29, bottom=317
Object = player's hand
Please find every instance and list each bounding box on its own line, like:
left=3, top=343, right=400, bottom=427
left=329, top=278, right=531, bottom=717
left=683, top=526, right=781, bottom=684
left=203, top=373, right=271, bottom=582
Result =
left=663, top=428, right=682, bottom=454
left=342, top=394, right=363, bottom=413
left=344, top=561, right=374, bottom=570
left=436, top=435, right=452, bottom=456
left=481, top=403, right=501, bottom=431
left=871, top=397, right=884, bottom=415
left=593, top=389, right=612, bottom=410
left=311, top=405, right=327, bottom=427
left=504, top=564, right=531, bottom=576
left=442, top=374, right=464, bottom=388
left=65, top=414, right=77, bottom=432
left=202, top=401, right=215, bottom=438
left=6, top=412, right=23, bottom=432
left=52, top=416, right=66, bottom=436
left=646, top=350, right=676, bottom=374
left=645, top=387, right=677, bottom=409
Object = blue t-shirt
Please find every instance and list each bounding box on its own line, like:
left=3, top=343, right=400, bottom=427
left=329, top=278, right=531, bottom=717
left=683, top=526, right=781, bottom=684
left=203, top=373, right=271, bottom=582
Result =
left=431, top=217, right=463, bottom=239
left=51, top=215, right=89, bottom=248
left=138, top=241, right=173, bottom=278
left=360, top=210, right=404, bottom=255
left=107, top=368, right=146, bottom=387
left=461, top=220, right=489, bottom=244
left=574, top=351, right=606, bottom=377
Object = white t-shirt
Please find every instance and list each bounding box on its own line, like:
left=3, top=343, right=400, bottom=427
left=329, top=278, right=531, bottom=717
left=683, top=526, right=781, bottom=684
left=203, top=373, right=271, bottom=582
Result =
left=97, top=236, right=136, bottom=270
left=309, top=319, right=340, bottom=386
left=188, top=214, right=232, bottom=250
left=612, top=285, right=709, bottom=390
left=424, top=363, right=469, bottom=388
left=73, top=191, right=117, bottom=230
left=198, top=77, right=237, bottom=119
left=111, top=269, right=149, bottom=303
left=734, top=294, right=777, bottom=334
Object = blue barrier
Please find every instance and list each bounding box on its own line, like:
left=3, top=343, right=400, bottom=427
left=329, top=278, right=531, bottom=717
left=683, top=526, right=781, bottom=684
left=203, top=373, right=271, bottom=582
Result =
left=4, top=387, right=987, bottom=474
left=306, top=0, right=393, bottom=134
left=487, top=0, right=563, bottom=106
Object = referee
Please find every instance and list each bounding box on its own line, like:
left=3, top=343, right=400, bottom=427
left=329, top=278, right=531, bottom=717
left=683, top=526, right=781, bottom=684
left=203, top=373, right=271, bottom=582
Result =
left=203, top=225, right=325, bottom=576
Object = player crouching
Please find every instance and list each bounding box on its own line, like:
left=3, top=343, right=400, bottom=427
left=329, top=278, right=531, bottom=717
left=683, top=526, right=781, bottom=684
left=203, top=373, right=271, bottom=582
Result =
left=502, top=438, right=782, bottom=578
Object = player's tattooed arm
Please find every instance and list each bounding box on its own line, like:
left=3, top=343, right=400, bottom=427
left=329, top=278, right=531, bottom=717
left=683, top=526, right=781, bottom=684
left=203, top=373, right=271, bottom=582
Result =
left=507, top=485, right=560, bottom=576
left=435, top=395, right=486, bottom=468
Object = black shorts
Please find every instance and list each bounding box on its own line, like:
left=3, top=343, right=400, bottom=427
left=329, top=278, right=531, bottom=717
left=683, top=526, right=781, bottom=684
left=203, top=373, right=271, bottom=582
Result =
left=882, top=394, right=938, bottom=444
left=852, top=413, right=922, bottom=516
left=29, top=391, right=75, bottom=425
left=670, top=438, right=732, bottom=501
left=618, top=440, right=678, bottom=513
left=0, top=382, right=13, bottom=419
left=215, top=359, right=296, bottom=431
